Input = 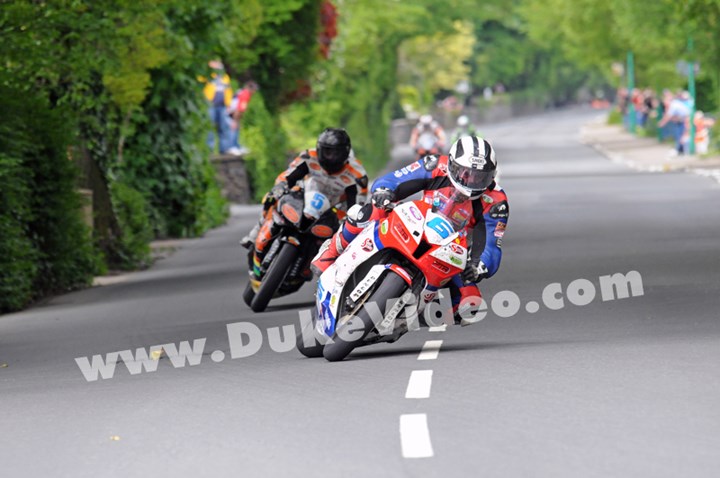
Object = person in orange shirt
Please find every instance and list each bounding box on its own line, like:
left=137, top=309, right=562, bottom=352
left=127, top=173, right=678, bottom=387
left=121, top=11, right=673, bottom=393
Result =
left=682, top=111, right=716, bottom=155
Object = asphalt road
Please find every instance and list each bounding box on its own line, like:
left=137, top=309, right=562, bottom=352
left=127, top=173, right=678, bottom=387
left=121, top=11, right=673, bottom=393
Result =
left=2, top=107, right=719, bottom=477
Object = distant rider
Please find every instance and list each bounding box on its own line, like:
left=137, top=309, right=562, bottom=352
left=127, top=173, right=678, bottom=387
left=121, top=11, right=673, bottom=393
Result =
left=410, top=114, right=447, bottom=153
left=450, top=115, right=478, bottom=144
left=241, top=128, right=368, bottom=278
left=312, top=135, right=509, bottom=319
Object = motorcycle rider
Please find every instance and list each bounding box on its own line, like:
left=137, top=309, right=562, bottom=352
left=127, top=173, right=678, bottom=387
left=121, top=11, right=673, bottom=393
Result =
left=312, top=135, right=508, bottom=319
left=241, top=128, right=369, bottom=278
left=450, top=115, right=478, bottom=144
left=410, top=114, right=447, bottom=152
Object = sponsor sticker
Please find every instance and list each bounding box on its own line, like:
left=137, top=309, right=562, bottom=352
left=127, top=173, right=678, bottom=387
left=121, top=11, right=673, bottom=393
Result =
left=361, top=238, right=374, bottom=252
left=449, top=255, right=463, bottom=266
left=380, top=220, right=388, bottom=234
left=450, top=243, right=464, bottom=255
left=494, top=222, right=506, bottom=238
left=408, top=162, right=421, bottom=172
left=452, top=210, right=470, bottom=227
left=490, top=201, right=509, bottom=219
left=409, top=206, right=423, bottom=221
left=471, top=156, right=487, bottom=168
left=481, top=194, right=494, bottom=204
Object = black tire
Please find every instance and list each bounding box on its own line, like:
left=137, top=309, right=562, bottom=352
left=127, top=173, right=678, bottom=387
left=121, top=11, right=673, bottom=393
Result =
left=242, top=282, right=255, bottom=307
left=296, top=313, right=325, bottom=358
left=323, top=272, right=409, bottom=362
left=251, top=243, right=299, bottom=313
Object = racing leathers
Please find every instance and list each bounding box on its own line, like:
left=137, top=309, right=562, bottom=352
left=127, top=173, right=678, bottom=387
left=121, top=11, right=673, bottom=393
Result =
left=312, top=154, right=509, bottom=315
left=247, top=148, right=368, bottom=279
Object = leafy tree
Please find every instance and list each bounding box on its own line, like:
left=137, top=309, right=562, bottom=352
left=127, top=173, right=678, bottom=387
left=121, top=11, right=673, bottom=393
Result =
left=399, top=21, right=475, bottom=108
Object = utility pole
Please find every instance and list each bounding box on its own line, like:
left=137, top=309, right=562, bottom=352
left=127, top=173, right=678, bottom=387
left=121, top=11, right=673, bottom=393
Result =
left=627, top=51, right=636, bottom=134
left=687, top=37, right=696, bottom=155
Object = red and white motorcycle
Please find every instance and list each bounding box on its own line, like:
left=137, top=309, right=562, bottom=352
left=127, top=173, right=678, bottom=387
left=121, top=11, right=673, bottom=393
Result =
left=298, top=191, right=469, bottom=361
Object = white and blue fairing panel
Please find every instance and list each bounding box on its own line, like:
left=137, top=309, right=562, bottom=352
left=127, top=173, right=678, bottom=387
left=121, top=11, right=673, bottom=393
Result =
left=316, top=281, right=336, bottom=337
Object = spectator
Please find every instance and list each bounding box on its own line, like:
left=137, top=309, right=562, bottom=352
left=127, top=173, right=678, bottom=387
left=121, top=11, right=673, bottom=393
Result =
left=616, top=87, right=629, bottom=126
left=201, top=60, right=233, bottom=154
left=658, top=89, right=673, bottom=140
left=658, top=91, right=692, bottom=155
left=631, top=88, right=644, bottom=126
left=228, top=81, right=258, bottom=155
left=682, top=111, right=715, bottom=155
left=483, top=86, right=493, bottom=101
left=640, top=89, right=656, bottom=127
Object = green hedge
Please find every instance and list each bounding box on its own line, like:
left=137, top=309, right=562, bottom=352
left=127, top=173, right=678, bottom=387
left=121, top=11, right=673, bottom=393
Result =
left=0, top=154, right=37, bottom=311
left=121, top=70, right=227, bottom=239
left=0, top=85, right=101, bottom=313
left=108, top=181, right=153, bottom=270
left=242, top=92, right=291, bottom=201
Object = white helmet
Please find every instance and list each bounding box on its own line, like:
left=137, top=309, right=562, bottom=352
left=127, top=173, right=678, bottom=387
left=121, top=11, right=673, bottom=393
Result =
left=457, top=115, right=469, bottom=127
left=419, top=114, right=433, bottom=126
left=447, top=136, right=497, bottom=198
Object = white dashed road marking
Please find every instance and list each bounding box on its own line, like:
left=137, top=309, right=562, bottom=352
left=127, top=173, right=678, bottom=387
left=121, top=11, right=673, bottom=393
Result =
left=427, top=324, right=447, bottom=332
left=400, top=414, right=434, bottom=458
left=400, top=336, right=444, bottom=459
left=405, top=370, right=433, bottom=399
left=417, top=340, right=443, bottom=360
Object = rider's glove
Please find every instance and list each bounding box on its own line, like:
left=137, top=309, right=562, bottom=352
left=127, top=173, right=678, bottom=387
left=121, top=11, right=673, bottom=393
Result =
left=270, top=181, right=289, bottom=201
left=462, top=260, right=489, bottom=283
left=371, top=188, right=395, bottom=209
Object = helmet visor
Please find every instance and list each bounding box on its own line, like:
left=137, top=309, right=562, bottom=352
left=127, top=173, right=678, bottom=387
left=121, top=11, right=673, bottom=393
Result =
left=448, top=160, right=494, bottom=193
left=319, top=146, right=347, bottom=164
left=318, top=145, right=348, bottom=173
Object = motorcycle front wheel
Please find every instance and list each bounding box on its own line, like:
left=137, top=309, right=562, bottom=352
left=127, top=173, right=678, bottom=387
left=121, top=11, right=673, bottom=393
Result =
left=250, top=242, right=299, bottom=312
left=323, top=271, right=409, bottom=362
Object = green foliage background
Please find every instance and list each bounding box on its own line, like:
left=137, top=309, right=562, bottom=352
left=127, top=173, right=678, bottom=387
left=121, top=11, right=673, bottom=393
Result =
left=0, top=85, right=101, bottom=311
left=2, top=0, right=719, bottom=312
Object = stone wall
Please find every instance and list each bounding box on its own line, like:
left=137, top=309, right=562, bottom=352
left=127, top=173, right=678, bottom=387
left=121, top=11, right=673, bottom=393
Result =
left=211, top=154, right=253, bottom=204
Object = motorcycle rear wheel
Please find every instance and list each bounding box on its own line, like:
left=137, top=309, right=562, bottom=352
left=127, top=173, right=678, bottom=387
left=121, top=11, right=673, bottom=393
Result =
left=323, top=271, right=409, bottom=362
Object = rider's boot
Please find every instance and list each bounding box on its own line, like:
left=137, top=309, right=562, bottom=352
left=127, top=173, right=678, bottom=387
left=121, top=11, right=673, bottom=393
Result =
left=241, top=195, right=277, bottom=249
left=240, top=223, right=260, bottom=249
left=452, top=281, right=483, bottom=325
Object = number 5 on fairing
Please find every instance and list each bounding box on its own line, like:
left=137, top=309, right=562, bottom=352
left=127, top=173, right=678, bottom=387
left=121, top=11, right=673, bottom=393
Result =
left=310, top=192, right=326, bottom=210
left=427, top=217, right=453, bottom=238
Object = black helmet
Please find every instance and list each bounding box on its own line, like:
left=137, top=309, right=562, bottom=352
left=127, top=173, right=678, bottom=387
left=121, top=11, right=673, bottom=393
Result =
left=317, top=128, right=351, bottom=174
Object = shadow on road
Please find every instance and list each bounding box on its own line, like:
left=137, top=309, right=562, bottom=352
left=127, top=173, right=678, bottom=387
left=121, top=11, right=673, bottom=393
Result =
left=264, top=301, right=316, bottom=312
left=351, top=338, right=595, bottom=361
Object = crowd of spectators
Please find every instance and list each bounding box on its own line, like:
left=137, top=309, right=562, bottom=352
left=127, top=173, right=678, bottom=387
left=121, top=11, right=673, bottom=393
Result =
left=616, top=87, right=715, bottom=156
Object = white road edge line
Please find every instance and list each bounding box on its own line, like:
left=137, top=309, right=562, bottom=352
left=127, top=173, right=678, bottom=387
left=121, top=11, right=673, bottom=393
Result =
left=417, top=340, right=443, bottom=360
left=405, top=370, right=433, bottom=399
left=400, top=414, right=434, bottom=458
left=427, top=324, right=447, bottom=332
